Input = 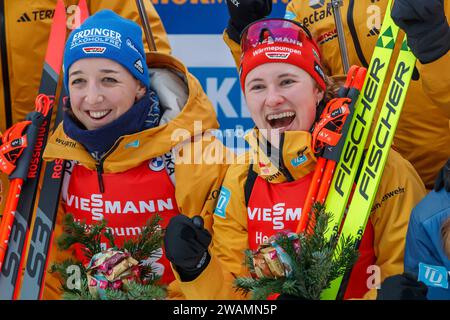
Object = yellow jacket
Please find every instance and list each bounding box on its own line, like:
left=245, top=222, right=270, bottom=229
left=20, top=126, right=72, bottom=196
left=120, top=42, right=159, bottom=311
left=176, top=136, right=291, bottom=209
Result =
left=0, top=0, right=171, bottom=214
left=176, top=130, right=426, bottom=300
left=41, top=52, right=231, bottom=299
left=283, top=0, right=450, bottom=189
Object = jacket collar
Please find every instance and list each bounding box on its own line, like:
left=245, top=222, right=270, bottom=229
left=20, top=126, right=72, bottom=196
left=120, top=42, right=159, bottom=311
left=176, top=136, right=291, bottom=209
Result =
left=245, top=128, right=317, bottom=183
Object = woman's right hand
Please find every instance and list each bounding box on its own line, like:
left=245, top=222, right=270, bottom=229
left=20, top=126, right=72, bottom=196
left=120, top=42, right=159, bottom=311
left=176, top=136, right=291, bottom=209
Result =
left=164, top=215, right=211, bottom=281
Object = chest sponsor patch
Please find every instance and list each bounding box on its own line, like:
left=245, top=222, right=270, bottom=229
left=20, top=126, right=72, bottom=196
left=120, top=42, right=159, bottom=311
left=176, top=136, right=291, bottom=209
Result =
left=291, top=154, right=308, bottom=167
left=149, top=157, right=165, bottom=172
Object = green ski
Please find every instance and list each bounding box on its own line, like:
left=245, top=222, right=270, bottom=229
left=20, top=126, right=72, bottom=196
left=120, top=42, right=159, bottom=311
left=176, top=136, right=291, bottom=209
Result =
left=319, top=0, right=417, bottom=299
left=323, top=0, right=399, bottom=242
left=322, top=35, right=416, bottom=300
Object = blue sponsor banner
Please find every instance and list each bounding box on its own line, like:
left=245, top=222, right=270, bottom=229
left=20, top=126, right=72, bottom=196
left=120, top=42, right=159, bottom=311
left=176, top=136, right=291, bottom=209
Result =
left=154, top=1, right=289, bottom=152
left=154, top=0, right=289, bottom=34
left=189, top=67, right=254, bottom=150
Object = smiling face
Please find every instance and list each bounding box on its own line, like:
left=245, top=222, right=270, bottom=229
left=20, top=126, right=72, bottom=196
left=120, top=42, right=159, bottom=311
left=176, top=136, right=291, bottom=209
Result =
left=244, top=63, right=324, bottom=147
left=68, top=58, right=146, bottom=130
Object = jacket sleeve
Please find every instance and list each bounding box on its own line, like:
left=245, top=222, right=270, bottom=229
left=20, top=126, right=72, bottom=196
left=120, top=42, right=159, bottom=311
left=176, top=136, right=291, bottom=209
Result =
left=363, top=148, right=427, bottom=299
left=416, top=2, right=450, bottom=116
left=172, top=135, right=232, bottom=233
left=223, top=30, right=242, bottom=69
left=175, top=159, right=251, bottom=300
left=167, top=137, right=237, bottom=299
left=417, top=52, right=450, bottom=117
left=88, top=0, right=171, bottom=54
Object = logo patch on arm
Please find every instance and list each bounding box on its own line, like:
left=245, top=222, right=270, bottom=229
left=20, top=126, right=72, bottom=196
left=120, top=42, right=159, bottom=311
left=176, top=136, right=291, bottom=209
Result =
left=214, top=186, right=231, bottom=219
left=418, top=263, right=449, bottom=289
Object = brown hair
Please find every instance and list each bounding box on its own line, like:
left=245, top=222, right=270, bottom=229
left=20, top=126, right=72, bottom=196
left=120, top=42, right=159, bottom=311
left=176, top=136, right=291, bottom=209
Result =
left=323, top=74, right=343, bottom=102
left=441, top=217, right=450, bottom=259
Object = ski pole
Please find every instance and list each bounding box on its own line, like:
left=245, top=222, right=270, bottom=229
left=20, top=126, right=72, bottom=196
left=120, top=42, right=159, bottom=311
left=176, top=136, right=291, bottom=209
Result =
left=296, top=67, right=358, bottom=234
left=314, top=67, right=366, bottom=203
left=296, top=157, right=326, bottom=233
left=0, top=94, right=52, bottom=272
left=331, top=0, right=350, bottom=73
left=296, top=66, right=366, bottom=234
left=135, top=0, right=157, bottom=52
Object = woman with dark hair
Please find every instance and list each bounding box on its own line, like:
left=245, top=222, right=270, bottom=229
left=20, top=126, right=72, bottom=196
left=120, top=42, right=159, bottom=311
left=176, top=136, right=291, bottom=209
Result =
left=164, top=18, right=427, bottom=300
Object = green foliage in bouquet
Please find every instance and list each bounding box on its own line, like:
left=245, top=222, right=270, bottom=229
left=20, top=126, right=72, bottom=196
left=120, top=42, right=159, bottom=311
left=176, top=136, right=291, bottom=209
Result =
left=50, top=213, right=167, bottom=300
left=235, top=202, right=360, bottom=300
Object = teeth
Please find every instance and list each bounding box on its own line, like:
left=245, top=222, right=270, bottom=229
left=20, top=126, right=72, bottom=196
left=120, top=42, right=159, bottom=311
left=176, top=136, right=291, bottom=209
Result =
left=267, top=112, right=295, bottom=121
left=89, top=110, right=110, bottom=119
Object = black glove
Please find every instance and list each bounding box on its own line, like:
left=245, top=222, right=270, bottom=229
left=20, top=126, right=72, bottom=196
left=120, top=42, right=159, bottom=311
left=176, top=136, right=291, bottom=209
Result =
left=377, top=272, right=428, bottom=300
left=391, top=0, right=450, bottom=64
left=164, top=215, right=212, bottom=281
left=434, top=158, right=450, bottom=192
left=226, top=0, right=272, bottom=43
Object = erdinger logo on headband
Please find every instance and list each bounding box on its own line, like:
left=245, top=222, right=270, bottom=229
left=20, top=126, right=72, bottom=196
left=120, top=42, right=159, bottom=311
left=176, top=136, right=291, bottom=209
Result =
left=71, top=28, right=122, bottom=50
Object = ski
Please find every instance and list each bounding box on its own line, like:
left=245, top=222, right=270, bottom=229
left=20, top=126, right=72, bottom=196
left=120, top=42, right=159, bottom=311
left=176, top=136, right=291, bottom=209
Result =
left=17, top=0, right=89, bottom=300
left=19, top=0, right=89, bottom=300
left=323, top=0, right=399, bottom=244
left=0, top=95, right=52, bottom=272
left=322, top=34, right=416, bottom=300
left=18, top=91, right=68, bottom=301
left=319, top=0, right=417, bottom=299
left=0, top=0, right=67, bottom=300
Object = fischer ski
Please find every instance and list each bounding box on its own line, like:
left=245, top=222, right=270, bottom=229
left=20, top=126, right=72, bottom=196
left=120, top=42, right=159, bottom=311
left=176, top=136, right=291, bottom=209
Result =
left=320, top=0, right=417, bottom=299
left=323, top=0, right=399, bottom=244
left=0, top=0, right=67, bottom=300
left=322, top=35, right=416, bottom=300
left=19, top=0, right=89, bottom=300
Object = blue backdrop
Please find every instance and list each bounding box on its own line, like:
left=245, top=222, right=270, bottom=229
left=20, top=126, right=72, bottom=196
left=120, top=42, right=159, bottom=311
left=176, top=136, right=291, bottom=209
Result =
left=153, top=0, right=289, bottom=151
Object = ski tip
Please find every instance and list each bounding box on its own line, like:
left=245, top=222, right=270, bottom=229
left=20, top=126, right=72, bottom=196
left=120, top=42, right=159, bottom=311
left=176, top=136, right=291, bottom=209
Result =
left=44, top=0, right=67, bottom=75
left=78, top=0, right=90, bottom=23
